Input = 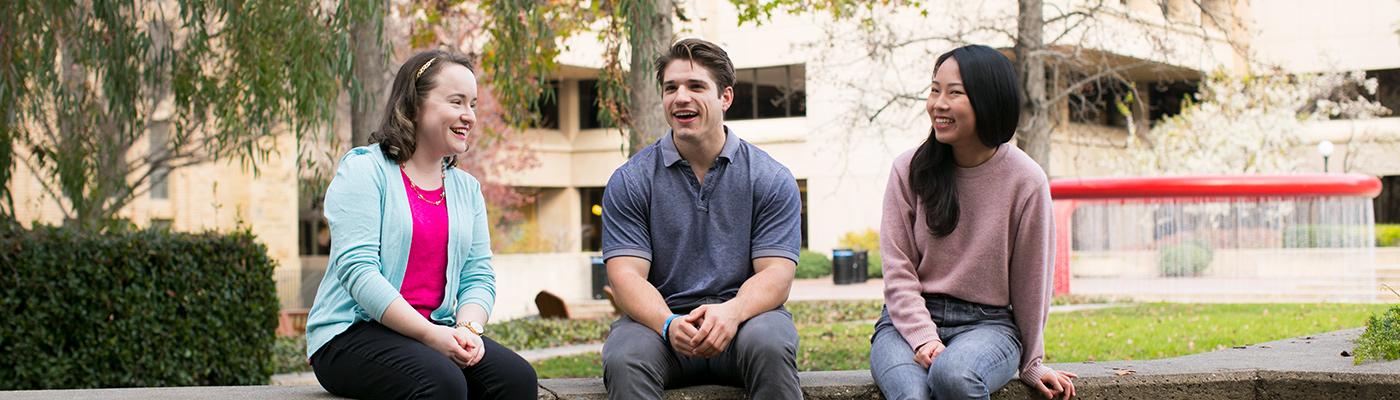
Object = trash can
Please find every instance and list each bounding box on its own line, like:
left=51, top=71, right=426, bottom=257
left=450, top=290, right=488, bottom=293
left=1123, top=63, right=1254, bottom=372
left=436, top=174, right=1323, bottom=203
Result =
left=590, top=256, right=608, bottom=300
left=832, top=249, right=855, bottom=285
left=853, top=250, right=869, bottom=283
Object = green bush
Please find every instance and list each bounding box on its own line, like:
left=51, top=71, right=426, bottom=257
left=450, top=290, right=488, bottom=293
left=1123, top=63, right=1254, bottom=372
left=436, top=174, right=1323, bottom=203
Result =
left=273, top=336, right=311, bottom=374
left=837, top=229, right=879, bottom=252
left=1283, top=224, right=1384, bottom=248
left=1157, top=240, right=1213, bottom=277
left=490, top=317, right=611, bottom=351
left=1354, top=304, right=1400, bottom=364
left=867, top=250, right=883, bottom=278
left=0, top=224, right=279, bottom=389
left=796, top=249, right=832, bottom=279
left=1378, top=224, right=1400, bottom=247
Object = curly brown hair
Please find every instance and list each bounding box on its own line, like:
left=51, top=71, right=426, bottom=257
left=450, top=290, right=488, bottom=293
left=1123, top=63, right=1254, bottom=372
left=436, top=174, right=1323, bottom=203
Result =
left=368, top=49, right=476, bottom=169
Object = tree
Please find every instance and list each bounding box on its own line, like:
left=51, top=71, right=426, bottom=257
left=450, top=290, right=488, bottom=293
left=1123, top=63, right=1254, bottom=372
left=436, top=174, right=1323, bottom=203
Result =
left=1, top=1, right=372, bottom=229
left=481, top=0, right=674, bottom=156
left=732, top=0, right=1250, bottom=176
left=1108, top=70, right=1391, bottom=175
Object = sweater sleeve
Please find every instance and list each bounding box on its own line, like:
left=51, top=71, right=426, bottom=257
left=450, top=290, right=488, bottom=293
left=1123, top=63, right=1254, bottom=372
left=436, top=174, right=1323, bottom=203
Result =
left=324, top=149, right=402, bottom=320
left=881, top=155, right=941, bottom=350
left=1009, top=181, right=1057, bottom=385
left=456, top=174, right=497, bottom=319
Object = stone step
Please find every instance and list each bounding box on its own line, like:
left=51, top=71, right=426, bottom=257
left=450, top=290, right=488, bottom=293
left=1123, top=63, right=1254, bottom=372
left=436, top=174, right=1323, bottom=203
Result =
left=565, top=300, right=617, bottom=320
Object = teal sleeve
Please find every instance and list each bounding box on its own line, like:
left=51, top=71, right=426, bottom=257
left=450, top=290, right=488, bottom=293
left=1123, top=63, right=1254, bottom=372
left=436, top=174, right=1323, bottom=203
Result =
left=324, top=150, right=401, bottom=320
left=456, top=175, right=497, bottom=318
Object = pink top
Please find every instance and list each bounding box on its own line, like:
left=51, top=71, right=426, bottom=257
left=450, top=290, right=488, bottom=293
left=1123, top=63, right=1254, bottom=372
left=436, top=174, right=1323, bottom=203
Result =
left=880, top=143, right=1056, bottom=385
left=400, top=169, right=449, bottom=321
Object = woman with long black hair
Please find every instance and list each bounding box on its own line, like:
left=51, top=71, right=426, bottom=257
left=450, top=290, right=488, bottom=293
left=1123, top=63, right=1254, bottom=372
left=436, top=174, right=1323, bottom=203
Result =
left=871, top=45, right=1077, bottom=400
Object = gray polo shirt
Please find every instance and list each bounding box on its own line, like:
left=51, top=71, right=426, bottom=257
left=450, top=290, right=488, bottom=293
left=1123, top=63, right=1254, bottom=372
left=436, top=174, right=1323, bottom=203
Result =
left=601, top=127, right=802, bottom=311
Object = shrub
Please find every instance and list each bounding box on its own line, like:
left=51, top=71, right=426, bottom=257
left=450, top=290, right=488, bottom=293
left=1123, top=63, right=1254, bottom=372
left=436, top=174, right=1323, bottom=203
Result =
left=489, top=317, right=611, bottom=350
left=273, top=336, right=311, bottom=374
left=837, top=229, right=879, bottom=252
left=1157, top=240, right=1213, bottom=277
left=1378, top=224, right=1400, bottom=247
left=0, top=224, right=279, bottom=389
left=1283, top=224, right=1382, bottom=248
left=866, top=250, right=883, bottom=279
left=796, top=249, right=832, bottom=279
left=1354, top=304, right=1400, bottom=364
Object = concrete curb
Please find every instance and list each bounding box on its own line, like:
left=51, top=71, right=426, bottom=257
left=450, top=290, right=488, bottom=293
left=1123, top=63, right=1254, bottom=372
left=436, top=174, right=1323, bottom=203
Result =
left=5, top=329, right=1397, bottom=399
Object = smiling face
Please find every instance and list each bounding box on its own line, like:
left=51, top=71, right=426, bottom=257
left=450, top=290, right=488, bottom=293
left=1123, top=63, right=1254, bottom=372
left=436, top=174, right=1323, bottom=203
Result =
left=927, top=57, right=979, bottom=148
left=414, top=63, right=478, bottom=158
left=661, top=60, right=733, bottom=143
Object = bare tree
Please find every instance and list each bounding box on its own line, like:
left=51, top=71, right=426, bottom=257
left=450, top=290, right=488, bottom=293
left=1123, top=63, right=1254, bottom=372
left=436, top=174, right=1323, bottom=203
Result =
left=736, top=0, right=1251, bottom=176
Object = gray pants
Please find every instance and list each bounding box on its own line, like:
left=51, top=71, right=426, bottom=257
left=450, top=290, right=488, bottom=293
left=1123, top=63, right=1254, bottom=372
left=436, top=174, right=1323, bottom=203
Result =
left=601, top=308, right=802, bottom=400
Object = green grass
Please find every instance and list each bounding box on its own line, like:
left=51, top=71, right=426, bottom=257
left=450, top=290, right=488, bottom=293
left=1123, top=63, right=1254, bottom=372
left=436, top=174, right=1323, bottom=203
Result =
left=533, top=352, right=607, bottom=378
left=530, top=302, right=1395, bottom=378
left=1044, top=303, right=1393, bottom=362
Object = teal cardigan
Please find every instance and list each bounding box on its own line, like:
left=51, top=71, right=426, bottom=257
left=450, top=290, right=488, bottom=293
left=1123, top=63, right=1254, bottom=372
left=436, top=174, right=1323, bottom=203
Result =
left=305, top=144, right=496, bottom=358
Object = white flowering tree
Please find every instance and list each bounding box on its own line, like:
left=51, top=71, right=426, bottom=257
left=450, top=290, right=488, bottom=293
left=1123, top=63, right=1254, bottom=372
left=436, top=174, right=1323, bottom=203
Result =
left=1108, top=70, right=1391, bottom=175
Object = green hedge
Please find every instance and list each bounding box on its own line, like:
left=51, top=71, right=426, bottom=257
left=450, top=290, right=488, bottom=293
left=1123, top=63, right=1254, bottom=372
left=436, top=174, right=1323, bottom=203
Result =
left=796, top=249, right=831, bottom=279
left=0, top=224, right=279, bottom=389
left=1283, top=224, right=1399, bottom=248
left=1378, top=224, right=1400, bottom=247
left=866, top=250, right=883, bottom=279
left=1158, top=240, right=1213, bottom=277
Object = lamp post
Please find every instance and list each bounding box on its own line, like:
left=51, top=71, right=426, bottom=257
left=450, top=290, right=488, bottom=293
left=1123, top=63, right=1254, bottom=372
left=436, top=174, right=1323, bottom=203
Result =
left=1317, top=140, right=1334, bottom=173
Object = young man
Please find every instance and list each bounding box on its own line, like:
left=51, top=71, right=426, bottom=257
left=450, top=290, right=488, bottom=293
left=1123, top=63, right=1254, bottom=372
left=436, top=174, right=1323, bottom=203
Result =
left=599, top=38, right=804, bottom=400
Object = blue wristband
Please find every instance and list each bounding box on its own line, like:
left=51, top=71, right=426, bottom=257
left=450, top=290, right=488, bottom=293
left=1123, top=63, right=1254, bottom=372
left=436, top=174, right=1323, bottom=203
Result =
left=662, top=314, right=682, bottom=343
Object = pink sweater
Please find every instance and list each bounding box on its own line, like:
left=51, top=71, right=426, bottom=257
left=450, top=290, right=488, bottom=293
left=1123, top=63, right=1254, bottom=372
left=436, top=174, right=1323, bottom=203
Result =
left=880, top=143, right=1056, bottom=385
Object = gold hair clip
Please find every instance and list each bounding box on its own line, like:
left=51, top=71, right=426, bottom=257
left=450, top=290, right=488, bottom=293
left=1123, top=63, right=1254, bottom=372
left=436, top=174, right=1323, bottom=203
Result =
left=415, top=57, right=437, bottom=79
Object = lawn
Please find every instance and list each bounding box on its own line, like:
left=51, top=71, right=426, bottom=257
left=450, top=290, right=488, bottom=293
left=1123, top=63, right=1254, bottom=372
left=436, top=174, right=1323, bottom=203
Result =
left=528, top=302, right=1396, bottom=378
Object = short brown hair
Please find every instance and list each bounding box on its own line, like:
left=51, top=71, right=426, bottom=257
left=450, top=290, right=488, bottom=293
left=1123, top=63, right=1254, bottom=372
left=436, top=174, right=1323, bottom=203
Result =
left=653, top=38, right=736, bottom=94
left=369, top=49, right=475, bottom=168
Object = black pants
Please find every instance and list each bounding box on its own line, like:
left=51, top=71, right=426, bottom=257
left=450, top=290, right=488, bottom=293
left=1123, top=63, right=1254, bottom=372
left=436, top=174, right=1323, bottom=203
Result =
left=311, top=321, right=538, bottom=400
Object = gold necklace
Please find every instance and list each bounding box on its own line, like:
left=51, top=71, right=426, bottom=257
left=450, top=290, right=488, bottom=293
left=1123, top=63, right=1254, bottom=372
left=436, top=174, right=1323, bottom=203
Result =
left=402, top=166, right=446, bottom=206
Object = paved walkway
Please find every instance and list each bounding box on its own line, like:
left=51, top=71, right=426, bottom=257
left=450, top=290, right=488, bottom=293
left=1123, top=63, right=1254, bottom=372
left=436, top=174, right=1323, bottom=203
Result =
left=789, top=277, right=883, bottom=301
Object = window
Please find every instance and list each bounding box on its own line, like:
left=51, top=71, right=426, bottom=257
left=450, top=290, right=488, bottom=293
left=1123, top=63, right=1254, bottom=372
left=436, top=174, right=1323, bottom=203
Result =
left=149, top=121, right=170, bottom=200
left=797, top=179, right=808, bottom=249
left=150, top=218, right=173, bottom=231
left=578, top=80, right=613, bottom=130
left=300, top=195, right=332, bottom=256
left=1377, top=175, right=1400, bottom=224
left=1067, top=78, right=1133, bottom=128
left=1366, top=69, right=1400, bottom=116
left=579, top=187, right=605, bottom=252
left=1148, top=81, right=1198, bottom=123
left=533, top=80, right=560, bottom=129
left=726, top=64, right=806, bottom=120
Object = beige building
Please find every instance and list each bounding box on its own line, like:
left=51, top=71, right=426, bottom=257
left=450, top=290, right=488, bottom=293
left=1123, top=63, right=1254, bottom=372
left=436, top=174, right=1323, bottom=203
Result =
left=12, top=0, right=1399, bottom=316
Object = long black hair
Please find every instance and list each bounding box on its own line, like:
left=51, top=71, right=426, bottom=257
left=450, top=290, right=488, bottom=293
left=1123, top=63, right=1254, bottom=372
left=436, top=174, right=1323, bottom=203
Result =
left=909, top=44, right=1021, bottom=237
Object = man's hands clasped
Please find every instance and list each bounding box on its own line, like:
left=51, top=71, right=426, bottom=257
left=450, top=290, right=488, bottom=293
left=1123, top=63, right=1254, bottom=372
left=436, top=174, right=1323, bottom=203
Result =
left=666, top=302, right=746, bottom=358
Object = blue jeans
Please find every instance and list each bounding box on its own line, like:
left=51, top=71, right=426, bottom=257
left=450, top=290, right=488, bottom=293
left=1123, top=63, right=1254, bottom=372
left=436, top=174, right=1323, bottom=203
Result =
left=869, top=296, right=1021, bottom=400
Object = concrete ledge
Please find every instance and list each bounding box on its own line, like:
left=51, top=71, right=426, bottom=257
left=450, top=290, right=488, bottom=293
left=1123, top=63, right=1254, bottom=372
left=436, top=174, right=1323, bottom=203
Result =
left=5, top=329, right=1398, bottom=399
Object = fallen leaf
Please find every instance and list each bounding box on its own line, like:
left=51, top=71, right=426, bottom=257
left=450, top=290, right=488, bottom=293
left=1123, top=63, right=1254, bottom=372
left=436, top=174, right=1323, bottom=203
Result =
left=1112, top=368, right=1137, bottom=376
left=1260, top=345, right=1272, bottom=349
left=1340, top=351, right=1352, bottom=357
